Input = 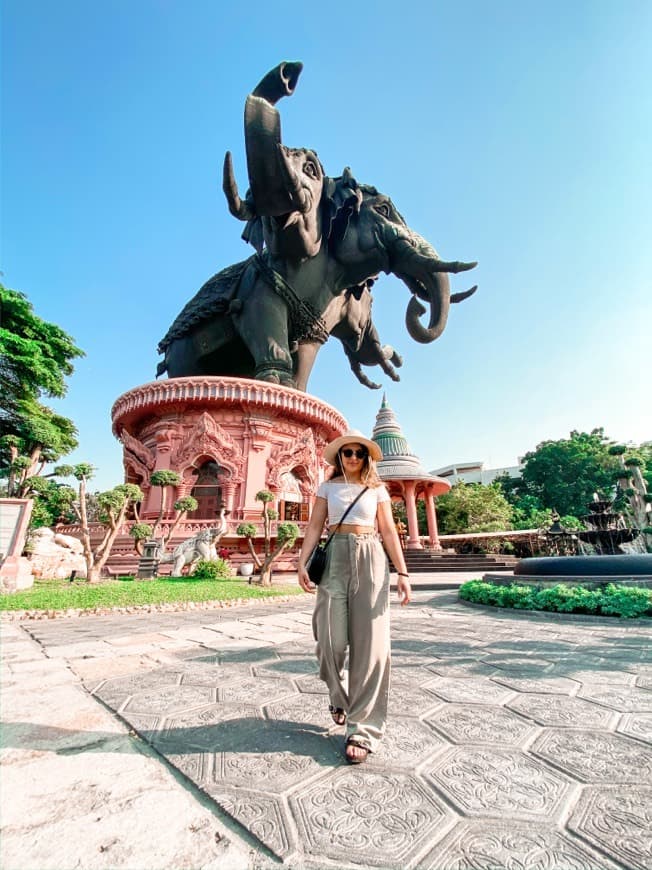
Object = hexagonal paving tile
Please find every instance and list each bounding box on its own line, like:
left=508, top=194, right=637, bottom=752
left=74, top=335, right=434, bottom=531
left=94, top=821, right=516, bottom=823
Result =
left=480, top=655, right=555, bottom=675
left=217, top=647, right=280, bottom=665
left=362, top=716, right=447, bottom=770
left=176, top=661, right=252, bottom=686
left=165, top=750, right=211, bottom=785
left=506, top=694, right=618, bottom=728
left=426, top=747, right=572, bottom=820
left=386, top=683, right=441, bottom=717
left=294, top=673, right=329, bottom=695
left=568, top=786, right=652, bottom=870
left=207, top=720, right=340, bottom=792
left=490, top=675, right=579, bottom=695
left=531, top=729, right=652, bottom=783
left=290, top=768, right=456, bottom=867
left=425, top=661, right=497, bottom=679
left=264, top=693, right=333, bottom=730
left=565, top=669, right=635, bottom=686
left=421, top=821, right=619, bottom=870
left=617, top=712, right=652, bottom=745
left=122, top=684, right=216, bottom=716
left=252, top=657, right=317, bottom=678
left=155, top=704, right=262, bottom=751
left=209, top=787, right=296, bottom=861
left=217, top=676, right=295, bottom=705
left=427, top=678, right=514, bottom=705
left=91, top=670, right=181, bottom=706
left=426, top=703, right=535, bottom=746
left=577, top=686, right=652, bottom=712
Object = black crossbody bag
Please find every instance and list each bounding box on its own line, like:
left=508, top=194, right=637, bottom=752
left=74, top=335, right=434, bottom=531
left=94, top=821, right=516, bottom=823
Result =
left=307, top=486, right=369, bottom=585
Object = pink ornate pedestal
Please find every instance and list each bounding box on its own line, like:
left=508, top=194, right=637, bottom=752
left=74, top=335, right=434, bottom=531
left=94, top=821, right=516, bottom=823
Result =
left=111, top=376, right=347, bottom=531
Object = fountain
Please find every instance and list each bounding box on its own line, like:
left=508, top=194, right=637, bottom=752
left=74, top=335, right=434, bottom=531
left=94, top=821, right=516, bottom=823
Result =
left=576, top=495, right=641, bottom=555
left=486, top=494, right=652, bottom=589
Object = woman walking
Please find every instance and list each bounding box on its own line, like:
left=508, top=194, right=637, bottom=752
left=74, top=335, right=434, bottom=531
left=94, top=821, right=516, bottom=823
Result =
left=297, top=430, right=411, bottom=764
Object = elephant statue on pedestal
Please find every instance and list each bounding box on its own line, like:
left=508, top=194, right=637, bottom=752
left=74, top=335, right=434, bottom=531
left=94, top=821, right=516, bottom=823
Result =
left=159, top=507, right=229, bottom=576
left=157, top=62, right=476, bottom=391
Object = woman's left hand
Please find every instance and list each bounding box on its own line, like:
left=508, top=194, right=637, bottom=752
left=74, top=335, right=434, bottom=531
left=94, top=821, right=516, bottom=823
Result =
left=397, top=575, right=411, bottom=606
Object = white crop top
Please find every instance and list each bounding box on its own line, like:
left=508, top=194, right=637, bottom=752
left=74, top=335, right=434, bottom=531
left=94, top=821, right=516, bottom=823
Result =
left=316, top=480, right=389, bottom=526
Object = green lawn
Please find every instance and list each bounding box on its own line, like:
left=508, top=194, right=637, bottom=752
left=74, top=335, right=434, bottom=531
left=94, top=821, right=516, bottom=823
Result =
left=0, top=576, right=303, bottom=612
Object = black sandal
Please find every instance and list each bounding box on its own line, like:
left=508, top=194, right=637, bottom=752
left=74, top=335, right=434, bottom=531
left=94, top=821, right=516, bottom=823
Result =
left=329, top=705, right=346, bottom=726
left=345, top=737, right=369, bottom=764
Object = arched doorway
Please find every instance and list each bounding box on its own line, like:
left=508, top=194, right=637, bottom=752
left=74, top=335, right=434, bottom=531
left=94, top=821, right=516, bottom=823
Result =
left=278, top=470, right=308, bottom=522
left=188, top=461, right=223, bottom=520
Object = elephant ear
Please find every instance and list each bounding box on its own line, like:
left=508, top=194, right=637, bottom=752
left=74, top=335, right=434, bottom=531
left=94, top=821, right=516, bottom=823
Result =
left=325, top=169, right=363, bottom=252
left=242, top=216, right=265, bottom=253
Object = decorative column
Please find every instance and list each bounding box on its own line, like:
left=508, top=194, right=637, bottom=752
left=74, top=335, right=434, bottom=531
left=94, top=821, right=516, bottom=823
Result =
left=424, top=487, right=442, bottom=550
left=403, top=480, right=423, bottom=550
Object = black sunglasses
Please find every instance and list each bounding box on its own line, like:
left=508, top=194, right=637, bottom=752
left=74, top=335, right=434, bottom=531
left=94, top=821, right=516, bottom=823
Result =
left=341, top=448, right=368, bottom=459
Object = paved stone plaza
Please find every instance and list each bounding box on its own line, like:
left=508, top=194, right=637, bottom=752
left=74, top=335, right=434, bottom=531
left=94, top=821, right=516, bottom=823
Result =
left=2, top=590, right=651, bottom=869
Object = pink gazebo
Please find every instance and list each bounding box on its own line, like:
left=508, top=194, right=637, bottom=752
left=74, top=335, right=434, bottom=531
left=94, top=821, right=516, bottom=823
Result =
left=371, top=396, right=450, bottom=550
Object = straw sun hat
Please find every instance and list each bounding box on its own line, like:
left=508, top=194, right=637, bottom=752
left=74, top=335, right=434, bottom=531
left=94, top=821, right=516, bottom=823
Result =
left=323, top=429, right=383, bottom=465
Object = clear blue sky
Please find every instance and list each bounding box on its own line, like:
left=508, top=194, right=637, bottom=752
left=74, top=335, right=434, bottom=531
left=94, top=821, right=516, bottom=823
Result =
left=2, top=0, right=650, bottom=491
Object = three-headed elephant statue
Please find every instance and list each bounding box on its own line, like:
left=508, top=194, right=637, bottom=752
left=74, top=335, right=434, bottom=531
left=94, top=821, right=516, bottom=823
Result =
left=157, top=62, right=477, bottom=391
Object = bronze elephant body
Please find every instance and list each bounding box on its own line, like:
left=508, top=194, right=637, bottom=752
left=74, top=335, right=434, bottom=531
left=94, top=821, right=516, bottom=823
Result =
left=157, top=63, right=476, bottom=391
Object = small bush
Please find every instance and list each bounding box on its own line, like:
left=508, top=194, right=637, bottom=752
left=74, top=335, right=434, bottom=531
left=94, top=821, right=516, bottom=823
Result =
left=460, top=580, right=651, bottom=619
left=191, top=558, right=232, bottom=580
left=600, top=583, right=651, bottom=618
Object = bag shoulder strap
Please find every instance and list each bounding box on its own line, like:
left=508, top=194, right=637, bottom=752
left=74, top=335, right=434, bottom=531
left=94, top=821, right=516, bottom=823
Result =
left=321, top=486, right=370, bottom=551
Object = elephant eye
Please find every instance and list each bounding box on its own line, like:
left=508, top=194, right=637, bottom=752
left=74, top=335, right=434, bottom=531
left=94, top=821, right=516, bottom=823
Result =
left=374, top=202, right=392, bottom=218
left=304, top=160, right=319, bottom=179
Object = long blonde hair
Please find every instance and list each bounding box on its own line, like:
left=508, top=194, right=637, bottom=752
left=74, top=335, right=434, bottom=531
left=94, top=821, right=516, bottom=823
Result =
left=328, top=449, right=384, bottom=488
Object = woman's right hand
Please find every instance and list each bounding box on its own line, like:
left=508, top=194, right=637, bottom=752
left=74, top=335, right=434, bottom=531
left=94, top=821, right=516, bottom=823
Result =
left=298, top=565, right=316, bottom=594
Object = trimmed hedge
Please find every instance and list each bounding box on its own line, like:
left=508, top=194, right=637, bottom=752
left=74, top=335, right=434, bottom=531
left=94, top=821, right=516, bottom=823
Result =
left=459, top=580, right=651, bottom=619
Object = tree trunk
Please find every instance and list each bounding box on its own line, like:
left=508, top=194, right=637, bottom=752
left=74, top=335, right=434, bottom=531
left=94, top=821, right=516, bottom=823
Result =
left=258, top=565, right=273, bottom=586
left=88, top=565, right=103, bottom=584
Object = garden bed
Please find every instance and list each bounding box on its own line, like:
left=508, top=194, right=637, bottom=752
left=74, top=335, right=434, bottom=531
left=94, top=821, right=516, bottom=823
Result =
left=0, top=576, right=302, bottom=620
left=460, top=579, right=651, bottom=619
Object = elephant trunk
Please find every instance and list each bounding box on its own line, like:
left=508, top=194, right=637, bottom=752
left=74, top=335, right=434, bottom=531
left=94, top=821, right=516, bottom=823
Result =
left=393, top=233, right=477, bottom=344
left=244, top=62, right=304, bottom=216
left=405, top=272, right=451, bottom=344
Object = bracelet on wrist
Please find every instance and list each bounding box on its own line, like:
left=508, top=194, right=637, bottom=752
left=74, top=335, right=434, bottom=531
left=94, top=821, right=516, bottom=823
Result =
left=398, top=572, right=409, bottom=577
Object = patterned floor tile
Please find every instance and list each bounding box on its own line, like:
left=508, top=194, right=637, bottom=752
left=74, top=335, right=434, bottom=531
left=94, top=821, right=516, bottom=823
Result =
left=290, top=768, right=456, bottom=867
left=568, top=786, right=652, bottom=870
left=426, top=703, right=535, bottom=746
left=531, top=728, right=652, bottom=783
left=506, top=694, right=618, bottom=728
left=426, top=747, right=573, bottom=820
left=420, top=821, right=619, bottom=870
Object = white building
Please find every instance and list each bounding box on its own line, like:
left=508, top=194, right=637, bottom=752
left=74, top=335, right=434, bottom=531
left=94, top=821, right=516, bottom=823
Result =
left=429, top=460, right=522, bottom=486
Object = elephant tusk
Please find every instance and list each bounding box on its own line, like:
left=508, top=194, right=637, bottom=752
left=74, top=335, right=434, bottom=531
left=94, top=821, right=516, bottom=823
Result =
left=450, top=285, right=478, bottom=304
left=429, top=260, right=478, bottom=274
left=223, top=151, right=255, bottom=221
left=276, top=144, right=311, bottom=213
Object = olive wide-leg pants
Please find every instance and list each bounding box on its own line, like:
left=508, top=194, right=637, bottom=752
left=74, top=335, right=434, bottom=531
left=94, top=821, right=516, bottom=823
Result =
left=311, top=533, right=391, bottom=752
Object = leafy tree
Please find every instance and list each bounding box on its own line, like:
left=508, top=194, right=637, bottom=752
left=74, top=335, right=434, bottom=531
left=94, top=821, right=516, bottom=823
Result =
left=436, top=482, right=513, bottom=534
left=149, top=470, right=182, bottom=543
left=236, top=490, right=299, bottom=586
left=0, top=284, right=84, bottom=496
left=63, top=463, right=143, bottom=582
left=25, top=476, right=77, bottom=528
left=516, top=429, right=621, bottom=520
left=129, top=523, right=153, bottom=555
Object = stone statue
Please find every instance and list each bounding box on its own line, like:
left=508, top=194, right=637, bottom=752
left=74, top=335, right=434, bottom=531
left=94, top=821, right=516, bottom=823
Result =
left=159, top=507, right=229, bottom=576
left=157, top=62, right=477, bottom=391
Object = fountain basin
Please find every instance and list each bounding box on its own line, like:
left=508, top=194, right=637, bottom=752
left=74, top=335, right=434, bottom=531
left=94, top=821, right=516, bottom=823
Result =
left=485, top=554, right=652, bottom=589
